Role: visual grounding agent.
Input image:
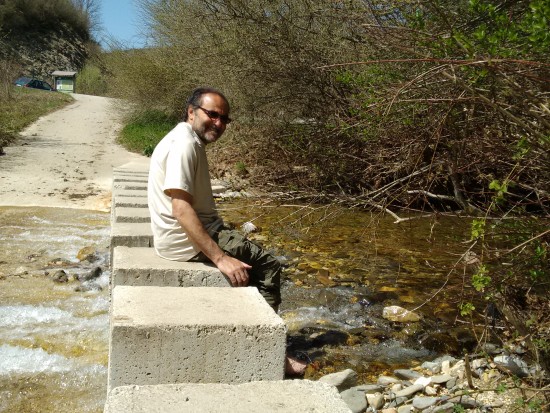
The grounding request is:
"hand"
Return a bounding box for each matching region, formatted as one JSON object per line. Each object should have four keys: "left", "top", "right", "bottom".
{"left": 216, "top": 255, "right": 252, "bottom": 287}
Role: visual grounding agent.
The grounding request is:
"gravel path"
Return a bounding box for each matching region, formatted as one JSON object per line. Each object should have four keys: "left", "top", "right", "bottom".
{"left": 0, "top": 93, "right": 148, "bottom": 211}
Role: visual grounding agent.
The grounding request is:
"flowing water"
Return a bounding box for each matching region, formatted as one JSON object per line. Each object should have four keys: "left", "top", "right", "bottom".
{"left": 0, "top": 201, "right": 479, "bottom": 412}
{"left": 0, "top": 207, "right": 110, "bottom": 413}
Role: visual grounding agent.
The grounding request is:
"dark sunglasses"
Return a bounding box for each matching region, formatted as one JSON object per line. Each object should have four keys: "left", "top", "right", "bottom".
{"left": 197, "top": 106, "right": 232, "bottom": 124}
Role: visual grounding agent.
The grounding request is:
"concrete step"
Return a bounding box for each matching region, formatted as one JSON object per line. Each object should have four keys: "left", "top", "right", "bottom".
{"left": 113, "top": 176, "right": 148, "bottom": 183}
{"left": 113, "top": 189, "right": 147, "bottom": 198}
{"left": 113, "top": 183, "right": 148, "bottom": 190}
{"left": 105, "top": 380, "right": 352, "bottom": 413}
{"left": 113, "top": 167, "right": 149, "bottom": 175}
{"left": 113, "top": 196, "right": 148, "bottom": 208}
{"left": 108, "top": 286, "right": 286, "bottom": 390}
{"left": 112, "top": 246, "right": 229, "bottom": 287}
{"left": 114, "top": 207, "right": 150, "bottom": 223}
{"left": 110, "top": 223, "right": 153, "bottom": 262}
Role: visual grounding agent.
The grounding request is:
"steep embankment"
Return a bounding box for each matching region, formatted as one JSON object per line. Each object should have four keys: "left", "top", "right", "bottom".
{"left": 1, "top": 22, "right": 88, "bottom": 81}
{"left": 0, "top": 0, "right": 94, "bottom": 82}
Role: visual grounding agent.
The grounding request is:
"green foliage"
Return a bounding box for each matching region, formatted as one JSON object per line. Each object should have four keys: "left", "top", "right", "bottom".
{"left": 453, "top": 404, "right": 466, "bottom": 413}
{"left": 489, "top": 179, "right": 509, "bottom": 205}
{"left": 514, "top": 397, "right": 543, "bottom": 412}
{"left": 118, "top": 110, "right": 177, "bottom": 156}
{"left": 496, "top": 382, "right": 507, "bottom": 393}
{"left": 77, "top": 63, "right": 108, "bottom": 96}
{"left": 470, "top": 219, "right": 485, "bottom": 240}
{"left": 0, "top": 0, "right": 90, "bottom": 40}
{"left": 472, "top": 265, "right": 491, "bottom": 292}
{"left": 459, "top": 302, "right": 475, "bottom": 316}
{"left": 464, "top": 0, "right": 550, "bottom": 57}
{"left": 0, "top": 86, "right": 73, "bottom": 146}
{"left": 513, "top": 137, "right": 531, "bottom": 161}
{"left": 235, "top": 161, "right": 248, "bottom": 177}
{"left": 528, "top": 242, "right": 547, "bottom": 281}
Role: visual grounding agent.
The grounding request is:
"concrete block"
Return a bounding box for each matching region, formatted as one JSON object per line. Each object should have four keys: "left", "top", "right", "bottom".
{"left": 112, "top": 173, "right": 148, "bottom": 180}
{"left": 113, "top": 167, "right": 149, "bottom": 175}
{"left": 113, "top": 196, "right": 148, "bottom": 208}
{"left": 107, "top": 286, "right": 286, "bottom": 390}
{"left": 112, "top": 246, "right": 229, "bottom": 287}
{"left": 110, "top": 223, "right": 153, "bottom": 260}
{"left": 113, "top": 176, "right": 148, "bottom": 183}
{"left": 105, "top": 380, "right": 352, "bottom": 413}
{"left": 114, "top": 207, "right": 150, "bottom": 223}
{"left": 113, "top": 183, "right": 148, "bottom": 190}
{"left": 113, "top": 189, "right": 147, "bottom": 198}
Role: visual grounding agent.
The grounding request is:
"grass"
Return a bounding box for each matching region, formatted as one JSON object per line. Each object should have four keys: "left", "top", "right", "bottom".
{"left": 118, "top": 109, "right": 178, "bottom": 156}
{"left": 0, "top": 87, "right": 73, "bottom": 147}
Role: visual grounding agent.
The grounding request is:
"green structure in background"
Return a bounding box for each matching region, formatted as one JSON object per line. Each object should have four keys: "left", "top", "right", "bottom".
{"left": 52, "top": 71, "right": 77, "bottom": 93}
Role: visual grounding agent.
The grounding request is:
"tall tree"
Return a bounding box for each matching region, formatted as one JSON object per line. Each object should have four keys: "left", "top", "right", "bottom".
{"left": 72, "top": 0, "right": 102, "bottom": 39}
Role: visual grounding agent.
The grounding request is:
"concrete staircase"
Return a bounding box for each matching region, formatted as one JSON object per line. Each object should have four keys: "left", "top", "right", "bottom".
{"left": 104, "top": 163, "right": 351, "bottom": 412}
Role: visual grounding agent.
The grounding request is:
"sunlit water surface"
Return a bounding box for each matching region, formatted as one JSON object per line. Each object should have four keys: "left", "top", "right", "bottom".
{"left": 0, "top": 207, "right": 110, "bottom": 413}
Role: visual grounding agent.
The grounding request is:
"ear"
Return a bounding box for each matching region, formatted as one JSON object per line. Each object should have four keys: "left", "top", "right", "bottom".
{"left": 187, "top": 105, "right": 195, "bottom": 122}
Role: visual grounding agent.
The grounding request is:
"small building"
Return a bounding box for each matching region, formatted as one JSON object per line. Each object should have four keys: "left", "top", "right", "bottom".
{"left": 52, "top": 71, "right": 77, "bottom": 93}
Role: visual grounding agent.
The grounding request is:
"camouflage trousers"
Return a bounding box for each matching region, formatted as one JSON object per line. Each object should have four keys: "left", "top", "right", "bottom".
{"left": 190, "top": 226, "right": 282, "bottom": 308}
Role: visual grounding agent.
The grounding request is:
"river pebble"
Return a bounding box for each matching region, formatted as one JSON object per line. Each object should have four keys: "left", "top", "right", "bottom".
{"left": 493, "top": 354, "right": 530, "bottom": 377}
{"left": 412, "top": 396, "right": 439, "bottom": 410}
{"left": 318, "top": 368, "right": 358, "bottom": 391}
{"left": 341, "top": 388, "right": 368, "bottom": 413}
{"left": 318, "top": 351, "right": 540, "bottom": 413}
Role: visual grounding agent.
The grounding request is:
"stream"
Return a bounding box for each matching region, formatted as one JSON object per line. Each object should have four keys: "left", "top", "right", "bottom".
{"left": 0, "top": 201, "right": 481, "bottom": 412}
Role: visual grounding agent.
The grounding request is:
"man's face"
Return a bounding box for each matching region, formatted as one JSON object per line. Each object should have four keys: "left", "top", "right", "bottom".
{"left": 187, "top": 93, "right": 230, "bottom": 144}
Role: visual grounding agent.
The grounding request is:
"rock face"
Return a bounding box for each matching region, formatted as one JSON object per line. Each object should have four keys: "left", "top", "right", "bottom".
{"left": 1, "top": 22, "right": 88, "bottom": 83}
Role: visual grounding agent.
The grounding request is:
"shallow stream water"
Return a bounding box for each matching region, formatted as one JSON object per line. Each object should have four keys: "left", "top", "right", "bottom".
{"left": 0, "top": 201, "right": 478, "bottom": 412}
{"left": 0, "top": 207, "right": 110, "bottom": 413}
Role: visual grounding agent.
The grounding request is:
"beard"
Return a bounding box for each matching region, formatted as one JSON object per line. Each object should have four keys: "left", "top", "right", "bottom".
{"left": 194, "top": 123, "right": 222, "bottom": 144}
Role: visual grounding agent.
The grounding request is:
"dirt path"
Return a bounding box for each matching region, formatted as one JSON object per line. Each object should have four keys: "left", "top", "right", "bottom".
{"left": 0, "top": 93, "right": 149, "bottom": 211}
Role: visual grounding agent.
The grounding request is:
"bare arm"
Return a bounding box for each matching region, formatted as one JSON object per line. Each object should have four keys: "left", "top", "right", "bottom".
{"left": 170, "top": 189, "right": 251, "bottom": 286}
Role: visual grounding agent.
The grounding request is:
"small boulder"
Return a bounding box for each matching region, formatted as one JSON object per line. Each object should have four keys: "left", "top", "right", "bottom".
{"left": 382, "top": 306, "right": 421, "bottom": 322}
{"left": 318, "top": 368, "right": 358, "bottom": 392}
{"left": 52, "top": 269, "right": 68, "bottom": 283}
{"left": 77, "top": 246, "right": 100, "bottom": 263}
{"left": 75, "top": 281, "right": 102, "bottom": 292}
{"left": 340, "top": 388, "right": 368, "bottom": 413}
{"left": 493, "top": 355, "right": 530, "bottom": 377}
{"left": 366, "top": 392, "right": 385, "bottom": 410}
{"left": 78, "top": 266, "right": 102, "bottom": 282}
{"left": 47, "top": 258, "right": 73, "bottom": 267}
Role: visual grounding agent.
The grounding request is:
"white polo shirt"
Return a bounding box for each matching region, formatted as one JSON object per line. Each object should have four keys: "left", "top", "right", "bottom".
{"left": 148, "top": 122, "right": 223, "bottom": 260}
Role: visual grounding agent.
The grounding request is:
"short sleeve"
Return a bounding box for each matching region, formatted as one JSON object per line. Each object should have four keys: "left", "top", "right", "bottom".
{"left": 163, "top": 137, "right": 197, "bottom": 197}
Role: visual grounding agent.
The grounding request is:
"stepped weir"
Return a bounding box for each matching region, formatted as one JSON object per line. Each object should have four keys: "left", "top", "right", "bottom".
{"left": 104, "top": 162, "right": 351, "bottom": 412}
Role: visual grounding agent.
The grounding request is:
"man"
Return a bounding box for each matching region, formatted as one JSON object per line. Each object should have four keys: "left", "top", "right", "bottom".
{"left": 148, "top": 87, "right": 306, "bottom": 374}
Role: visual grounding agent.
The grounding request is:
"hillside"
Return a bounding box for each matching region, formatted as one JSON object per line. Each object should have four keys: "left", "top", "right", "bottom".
{"left": 0, "top": 0, "right": 91, "bottom": 82}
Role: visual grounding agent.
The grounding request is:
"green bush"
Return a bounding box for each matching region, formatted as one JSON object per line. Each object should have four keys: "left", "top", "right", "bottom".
{"left": 77, "top": 63, "right": 108, "bottom": 96}
{"left": 118, "top": 110, "right": 177, "bottom": 156}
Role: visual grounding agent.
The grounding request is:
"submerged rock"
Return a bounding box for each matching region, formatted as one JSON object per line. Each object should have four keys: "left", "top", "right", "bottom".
{"left": 78, "top": 266, "right": 102, "bottom": 282}
{"left": 52, "top": 269, "right": 68, "bottom": 283}
{"left": 77, "top": 246, "right": 100, "bottom": 262}
{"left": 75, "top": 281, "right": 102, "bottom": 292}
{"left": 382, "top": 306, "right": 421, "bottom": 323}
{"left": 47, "top": 258, "right": 73, "bottom": 267}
